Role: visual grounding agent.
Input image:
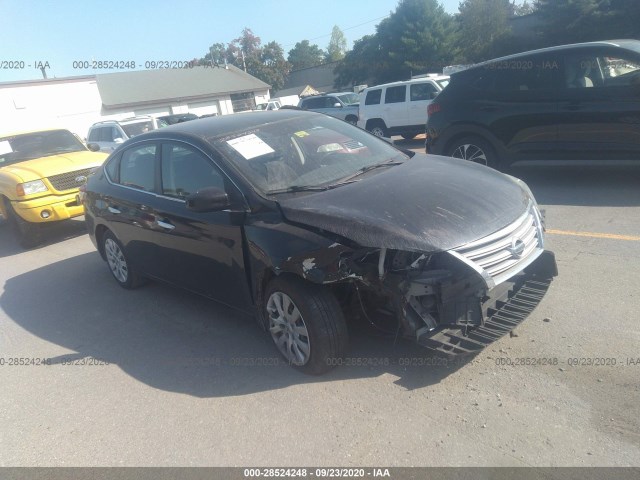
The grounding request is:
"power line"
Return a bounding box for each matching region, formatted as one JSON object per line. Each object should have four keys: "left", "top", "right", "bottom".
{"left": 281, "top": 14, "right": 390, "bottom": 48}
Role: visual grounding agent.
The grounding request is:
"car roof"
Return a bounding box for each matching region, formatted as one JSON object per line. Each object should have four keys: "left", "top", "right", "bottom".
{"left": 362, "top": 76, "right": 449, "bottom": 91}
{"left": 459, "top": 39, "right": 640, "bottom": 74}
{"left": 0, "top": 128, "right": 71, "bottom": 138}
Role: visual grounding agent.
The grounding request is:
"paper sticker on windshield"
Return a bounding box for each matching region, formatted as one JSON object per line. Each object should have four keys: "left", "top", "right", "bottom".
{"left": 226, "top": 134, "right": 274, "bottom": 160}
{"left": 0, "top": 141, "right": 13, "bottom": 156}
{"left": 294, "top": 131, "right": 309, "bottom": 138}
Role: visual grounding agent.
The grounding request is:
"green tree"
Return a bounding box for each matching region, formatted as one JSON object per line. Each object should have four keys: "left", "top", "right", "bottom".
{"left": 334, "top": 35, "right": 383, "bottom": 87}
{"left": 455, "top": 0, "right": 514, "bottom": 63}
{"left": 288, "top": 40, "right": 326, "bottom": 70}
{"left": 533, "top": 0, "right": 603, "bottom": 46}
{"left": 375, "top": 0, "right": 457, "bottom": 82}
{"left": 326, "top": 26, "right": 348, "bottom": 62}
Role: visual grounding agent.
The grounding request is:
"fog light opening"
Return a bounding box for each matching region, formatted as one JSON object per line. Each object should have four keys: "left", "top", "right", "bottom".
{"left": 41, "top": 210, "right": 51, "bottom": 219}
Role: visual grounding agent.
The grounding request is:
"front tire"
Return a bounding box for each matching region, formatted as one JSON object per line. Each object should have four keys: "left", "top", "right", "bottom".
{"left": 3, "top": 198, "right": 42, "bottom": 249}
{"left": 447, "top": 135, "right": 500, "bottom": 169}
{"left": 265, "top": 276, "right": 348, "bottom": 375}
{"left": 102, "top": 230, "right": 145, "bottom": 289}
{"left": 367, "top": 121, "right": 388, "bottom": 138}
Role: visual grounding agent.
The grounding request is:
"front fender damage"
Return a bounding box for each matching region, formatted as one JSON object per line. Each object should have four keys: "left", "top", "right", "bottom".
{"left": 247, "top": 219, "right": 557, "bottom": 355}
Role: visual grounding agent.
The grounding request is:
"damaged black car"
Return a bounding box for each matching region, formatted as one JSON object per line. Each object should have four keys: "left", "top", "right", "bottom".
{"left": 83, "top": 110, "right": 558, "bottom": 374}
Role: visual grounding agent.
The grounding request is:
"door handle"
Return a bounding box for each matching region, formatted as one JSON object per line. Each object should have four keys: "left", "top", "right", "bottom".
{"left": 156, "top": 219, "right": 175, "bottom": 230}
{"left": 107, "top": 206, "right": 121, "bottom": 214}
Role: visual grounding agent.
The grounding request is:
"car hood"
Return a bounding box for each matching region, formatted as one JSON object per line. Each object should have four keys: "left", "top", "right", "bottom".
{"left": 0, "top": 151, "right": 107, "bottom": 183}
{"left": 277, "top": 154, "right": 530, "bottom": 252}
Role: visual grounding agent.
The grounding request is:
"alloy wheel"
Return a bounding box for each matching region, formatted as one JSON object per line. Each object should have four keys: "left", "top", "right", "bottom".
{"left": 267, "top": 291, "right": 311, "bottom": 365}
{"left": 105, "top": 238, "right": 129, "bottom": 283}
{"left": 451, "top": 143, "right": 488, "bottom": 165}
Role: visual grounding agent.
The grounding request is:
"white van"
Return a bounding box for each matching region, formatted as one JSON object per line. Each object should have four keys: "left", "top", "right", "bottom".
{"left": 357, "top": 75, "right": 449, "bottom": 139}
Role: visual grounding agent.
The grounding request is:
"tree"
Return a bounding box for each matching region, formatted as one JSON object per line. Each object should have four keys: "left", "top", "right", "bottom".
{"left": 455, "top": 0, "right": 514, "bottom": 63}
{"left": 511, "top": 0, "right": 534, "bottom": 15}
{"left": 334, "top": 35, "right": 383, "bottom": 87}
{"left": 533, "top": 0, "right": 603, "bottom": 46}
{"left": 374, "top": 0, "right": 457, "bottom": 82}
{"left": 335, "top": 0, "right": 457, "bottom": 86}
{"left": 254, "top": 41, "right": 290, "bottom": 91}
{"left": 288, "top": 40, "right": 325, "bottom": 70}
{"left": 196, "top": 29, "right": 290, "bottom": 91}
{"left": 326, "top": 26, "right": 347, "bottom": 62}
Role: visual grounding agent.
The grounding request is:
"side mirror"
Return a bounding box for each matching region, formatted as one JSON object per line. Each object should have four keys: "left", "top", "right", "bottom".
{"left": 114, "top": 137, "right": 124, "bottom": 144}
{"left": 87, "top": 143, "right": 101, "bottom": 152}
{"left": 333, "top": 103, "right": 342, "bottom": 108}
{"left": 186, "top": 187, "right": 230, "bottom": 213}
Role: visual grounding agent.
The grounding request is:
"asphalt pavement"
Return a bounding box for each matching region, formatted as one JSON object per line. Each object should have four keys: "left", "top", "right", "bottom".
{"left": 0, "top": 146, "right": 639, "bottom": 467}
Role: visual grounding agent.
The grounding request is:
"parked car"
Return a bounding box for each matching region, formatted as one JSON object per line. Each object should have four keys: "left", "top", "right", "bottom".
{"left": 87, "top": 116, "right": 169, "bottom": 152}
{"left": 298, "top": 92, "right": 360, "bottom": 125}
{"left": 157, "top": 113, "right": 199, "bottom": 125}
{"left": 357, "top": 75, "right": 449, "bottom": 139}
{"left": 0, "top": 128, "right": 107, "bottom": 247}
{"left": 83, "top": 110, "right": 557, "bottom": 374}
{"left": 426, "top": 40, "right": 640, "bottom": 169}
{"left": 254, "top": 100, "right": 282, "bottom": 111}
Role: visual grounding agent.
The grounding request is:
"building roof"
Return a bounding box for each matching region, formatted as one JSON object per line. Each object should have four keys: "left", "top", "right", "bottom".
{"left": 282, "top": 62, "right": 341, "bottom": 94}
{"left": 273, "top": 85, "right": 320, "bottom": 98}
{"left": 96, "top": 65, "right": 270, "bottom": 108}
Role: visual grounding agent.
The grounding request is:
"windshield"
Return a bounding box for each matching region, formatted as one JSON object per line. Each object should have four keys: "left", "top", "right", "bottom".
{"left": 214, "top": 115, "right": 407, "bottom": 194}
{"left": 436, "top": 79, "right": 450, "bottom": 89}
{"left": 0, "top": 130, "right": 86, "bottom": 167}
{"left": 336, "top": 93, "right": 359, "bottom": 105}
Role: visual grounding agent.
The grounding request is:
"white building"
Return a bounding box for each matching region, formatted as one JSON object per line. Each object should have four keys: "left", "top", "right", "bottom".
{"left": 0, "top": 65, "right": 271, "bottom": 138}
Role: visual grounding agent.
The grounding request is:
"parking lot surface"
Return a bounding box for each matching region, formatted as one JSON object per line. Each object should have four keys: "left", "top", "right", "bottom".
{"left": 1, "top": 147, "right": 639, "bottom": 466}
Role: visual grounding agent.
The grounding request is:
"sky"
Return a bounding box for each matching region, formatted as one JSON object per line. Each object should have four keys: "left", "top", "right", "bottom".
{"left": 1, "top": 0, "right": 474, "bottom": 83}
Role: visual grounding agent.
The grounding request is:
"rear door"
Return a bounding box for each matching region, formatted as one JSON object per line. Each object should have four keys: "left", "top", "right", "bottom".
{"left": 556, "top": 47, "right": 640, "bottom": 162}
{"left": 471, "top": 53, "right": 561, "bottom": 164}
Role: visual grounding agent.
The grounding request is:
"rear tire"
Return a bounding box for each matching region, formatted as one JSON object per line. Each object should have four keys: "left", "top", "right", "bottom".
{"left": 447, "top": 135, "right": 500, "bottom": 170}
{"left": 264, "top": 276, "right": 348, "bottom": 375}
{"left": 3, "top": 198, "right": 42, "bottom": 249}
{"left": 102, "top": 230, "right": 145, "bottom": 289}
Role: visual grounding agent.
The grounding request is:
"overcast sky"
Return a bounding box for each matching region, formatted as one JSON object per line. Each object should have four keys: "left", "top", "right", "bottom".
{"left": 1, "top": 0, "right": 494, "bottom": 82}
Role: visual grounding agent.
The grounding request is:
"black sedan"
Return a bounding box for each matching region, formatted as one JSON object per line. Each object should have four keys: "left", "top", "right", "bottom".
{"left": 83, "top": 110, "right": 557, "bottom": 374}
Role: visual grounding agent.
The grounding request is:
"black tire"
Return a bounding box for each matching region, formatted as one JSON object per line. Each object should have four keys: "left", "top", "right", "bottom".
{"left": 3, "top": 198, "right": 42, "bottom": 249}
{"left": 447, "top": 135, "right": 500, "bottom": 170}
{"left": 345, "top": 115, "right": 358, "bottom": 126}
{"left": 102, "top": 230, "right": 145, "bottom": 289}
{"left": 401, "top": 132, "right": 419, "bottom": 140}
{"left": 264, "top": 275, "right": 348, "bottom": 375}
{"left": 367, "top": 121, "right": 388, "bottom": 138}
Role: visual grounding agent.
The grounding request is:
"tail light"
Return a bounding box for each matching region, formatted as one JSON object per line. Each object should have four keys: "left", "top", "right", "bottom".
{"left": 427, "top": 103, "right": 441, "bottom": 116}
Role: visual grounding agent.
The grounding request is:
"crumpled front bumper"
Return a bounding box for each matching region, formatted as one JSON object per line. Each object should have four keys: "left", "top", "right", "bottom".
{"left": 415, "top": 250, "right": 557, "bottom": 354}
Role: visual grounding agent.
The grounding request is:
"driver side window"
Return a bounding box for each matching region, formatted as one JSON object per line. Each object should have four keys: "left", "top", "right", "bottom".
{"left": 161, "top": 143, "right": 226, "bottom": 199}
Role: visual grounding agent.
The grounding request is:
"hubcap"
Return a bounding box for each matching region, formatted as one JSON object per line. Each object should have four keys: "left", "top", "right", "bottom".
{"left": 105, "top": 238, "right": 128, "bottom": 283}
{"left": 452, "top": 143, "right": 488, "bottom": 166}
{"left": 266, "top": 292, "right": 310, "bottom": 365}
{"left": 371, "top": 127, "right": 385, "bottom": 137}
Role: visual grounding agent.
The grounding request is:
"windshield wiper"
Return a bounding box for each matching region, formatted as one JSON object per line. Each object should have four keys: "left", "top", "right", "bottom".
{"left": 338, "top": 159, "right": 405, "bottom": 183}
{"left": 267, "top": 179, "right": 359, "bottom": 195}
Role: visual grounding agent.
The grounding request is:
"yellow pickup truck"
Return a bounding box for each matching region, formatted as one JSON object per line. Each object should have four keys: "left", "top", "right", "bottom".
{"left": 0, "top": 128, "right": 107, "bottom": 248}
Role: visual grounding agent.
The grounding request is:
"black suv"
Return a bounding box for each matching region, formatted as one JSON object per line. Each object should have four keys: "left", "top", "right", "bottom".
{"left": 426, "top": 40, "right": 640, "bottom": 169}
